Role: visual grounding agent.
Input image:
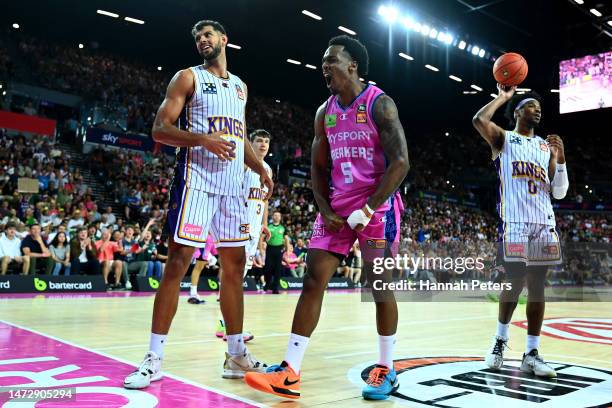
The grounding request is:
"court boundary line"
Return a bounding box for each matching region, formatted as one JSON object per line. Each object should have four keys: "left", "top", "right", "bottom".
{"left": 0, "top": 319, "right": 265, "bottom": 408}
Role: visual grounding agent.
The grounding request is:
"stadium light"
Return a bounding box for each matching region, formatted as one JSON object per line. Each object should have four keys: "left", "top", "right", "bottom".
{"left": 490, "top": 93, "right": 497, "bottom": 98}
{"left": 12, "top": 23, "right": 20, "bottom": 29}
{"left": 78, "top": 43, "right": 84, "bottom": 49}
{"left": 420, "top": 25, "right": 431, "bottom": 36}
{"left": 516, "top": 87, "right": 531, "bottom": 92}
{"left": 305, "top": 64, "right": 317, "bottom": 70}
{"left": 398, "top": 52, "right": 414, "bottom": 61}
{"left": 470, "top": 84, "right": 483, "bottom": 91}
{"left": 445, "top": 132, "right": 450, "bottom": 136}
{"left": 368, "top": 80, "right": 377, "bottom": 85}
{"left": 589, "top": 8, "right": 602, "bottom": 17}
{"left": 585, "top": 185, "right": 589, "bottom": 188}
{"left": 401, "top": 17, "right": 415, "bottom": 30}
{"left": 378, "top": 5, "right": 399, "bottom": 23}
{"left": 471, "top": 46, "right": 480, "bottom": 55}
{"left": 517, "top": 91, "right": 525, "bottom": 94}
{"left": 449, "top": 75, "right": 462, "bottom": 82}
{"left": 436, "top": 31, "right": 445, "bottom": 42}
{"left": 429, "top": 28, "right": 438, "bottom": 39}
{"left": 87, "top": 116, "right": 92, "bottom": 121}
{"left": 359, "top": 77, "right": 365, "bottom": 82}
{"left": 286, "top": 59, "right": 301, "bottom": 65}
{"left": 338, "top": 26, "right": 356, "bottom": 35}
{"left": 0, "top": 84, "right": 2, "bottom": 89}
{"left": 275, "top": 100, "right": 280, "bottom": 103}
{"left": 412, "top": 22, "right": 422, "bottom": 32}
{"left": 124, "top": 16, "right": 145, "bottom": 24}
{"left": 302, "top": 10, "right": 322, "bottom": 20}
{"left": 607, "top": 20, "right": 612, "bottom": 27}
{"left": 157, "top": 66, "right": 162, "bottom": 71}
{"left": 2, "top": 91, "right": 6, "bottom": 96}
{"left": 550, "top": 89, "right": 560, "bottom": 93}
{"left": 478, "top": 49, "right": 485, "bottom": 58}
{"left": 444, "top": 34, "right": 454, "bottom": 45}
{"left": 97, "top": 9, "right": 119, "bottom": 18}
{"left": 425, "top": 64, "right": 439, "bottom": 72}
{"left": 458, "top": 40, "right": 466, "bottom": 50}
{"left": 227, "top": 43, "right": 241, "bottom": 49}
{"left": 573, "top": 0, "right": 584, "bottom": 4}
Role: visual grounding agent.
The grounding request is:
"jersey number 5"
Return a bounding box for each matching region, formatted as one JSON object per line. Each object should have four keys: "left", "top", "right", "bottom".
{"left": 341, "top": 162, "right": 353, "bottom": 184}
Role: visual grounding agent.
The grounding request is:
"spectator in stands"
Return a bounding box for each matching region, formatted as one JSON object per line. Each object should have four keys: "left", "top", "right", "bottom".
{"left": 138, "top": 227, "right": 160, "bottom": 278}
{"left": 112, "top": 230, "right": 131, "bottom": 289}
{"left": 155, "top": 236, "right": 168, "bottom": 276}
{"left": 0, "top": 222, "right": 29, "bottom": 275}
{"left": 123, "top": 224, "right": 147, "bottom": 277}
{"left": 95, "top": 228, "right": 122, "bottom": 288}
{"left": 104, "top": 206, "right": 116, "bottom": 225}
{"left": 48, "top": 231, "right": 70, "bottom": 275}
{"left": 67, "top": 209, "right": 85, "bottom": 233}
{"left": 20, "top": 223, "right": 50, "bottom": 274}
{"left": 70, "top": 226, "right": 101, "bottom": 275}
{"left": 282, "top": 243, "right": 305, "bottom": 278}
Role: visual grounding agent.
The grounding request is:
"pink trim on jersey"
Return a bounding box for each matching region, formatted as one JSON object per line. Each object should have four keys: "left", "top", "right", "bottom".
{"left": 325, "top": 85, "right": 388, "bottom": 217}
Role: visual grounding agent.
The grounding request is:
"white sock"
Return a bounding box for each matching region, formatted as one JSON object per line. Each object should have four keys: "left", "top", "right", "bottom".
{"left": 526, "top": 335, "right": 540, "bottom": 354}
{"left": 190, "top": 284, "right": 198, "bottom": 297}
{"left": 284, "top": 333, "right": 310, "bottom": 372}
{"left": 496, "top": 321, "right": 510, "bottom": 340}
{"left": 378, "top": 335, "right": 396, "bottom": 370}
{"left": 227, "top": 334, "right": 247, "bottom": 357}
{"left": 149, "top": 333, "right": 167, "bottom": 359}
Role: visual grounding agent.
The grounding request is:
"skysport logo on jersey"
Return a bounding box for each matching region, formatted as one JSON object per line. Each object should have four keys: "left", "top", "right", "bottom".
{"left": 349, "top": 356, "right": 611, "bottom": 407}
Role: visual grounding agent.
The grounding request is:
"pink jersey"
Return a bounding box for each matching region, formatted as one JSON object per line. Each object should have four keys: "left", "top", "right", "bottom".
{"left": 324, "top": 85, "right": 388, "bottom": 217}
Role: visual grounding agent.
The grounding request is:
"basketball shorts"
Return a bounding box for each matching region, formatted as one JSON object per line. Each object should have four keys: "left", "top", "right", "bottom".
{"left": 309, "top": 197, "right": 402, "bottom": 262}
{"left": 498, "top": 222, "right": 562, "bottom": 266}
{"left": 167, "top": 185, "right": 249, "bottom": 249}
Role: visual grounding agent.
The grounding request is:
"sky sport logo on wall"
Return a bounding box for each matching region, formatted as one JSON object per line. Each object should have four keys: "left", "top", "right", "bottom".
{"left": 348, "top": 356, "right": 612, "bottom": 407}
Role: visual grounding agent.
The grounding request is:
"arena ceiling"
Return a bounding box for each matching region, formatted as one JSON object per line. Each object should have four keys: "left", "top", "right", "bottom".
{"left": 2, "top": 0, "right": 611, "bottom": 133}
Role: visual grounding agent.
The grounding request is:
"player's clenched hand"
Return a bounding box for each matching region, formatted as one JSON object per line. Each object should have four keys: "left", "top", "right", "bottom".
{"left": 347, "top": 204, "right": 374, "bottom": 232}
{"left": 321, "top": 210, "right": 345, "bottom": 233}
{"left": 201, "top": 130, "right": 235, "bottom": 161}
{"left": 546, "top": 134, "right": 565, "bottom": 163}
{"left": 260, "top": 172, "right": 274, "bottom": 200}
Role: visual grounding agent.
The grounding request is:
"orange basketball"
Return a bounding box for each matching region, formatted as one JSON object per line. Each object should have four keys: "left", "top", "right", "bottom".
{"left": 493, "top": 52, "right": 528, "bottom": 86}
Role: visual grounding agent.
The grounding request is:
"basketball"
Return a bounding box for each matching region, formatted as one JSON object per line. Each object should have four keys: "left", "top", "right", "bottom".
{"left": 493, "top": 52, "right": 528, "bottom": 86}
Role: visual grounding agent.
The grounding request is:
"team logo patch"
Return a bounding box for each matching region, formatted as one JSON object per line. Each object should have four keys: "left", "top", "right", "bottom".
{"left": 540, "top": 142, "right": 549, "bottom": 151}
{"left": 222, "top": 81, "right": 229, "bottom": 88}
{"left": 235, "top": 84, "right": 245, "bottom": 99}
{"left": 203, "top": 83, "right": 217, "bottom": 94}
{"left": 348, "top": 356, "right": 612, "bottom": 407}
{"left": 356, "top": 112, "right": 367, "bottom": 124}
{"left": 366, "top": 239, "right": 386, "bottom": 249}
{"left": 182, "top": 223, "right": 203, "bottom": 236}
{"left": 325, "top": 114, "right": 337, "bottom": 128}
{"left": 357, "top": 103, "right": 367, "bottom": 112}
{"left": 239, "top": 224, "right": 250, "bottom": 234}
{"left": 513, "top": 318, "right": 612, "bottom": 345}
{"left": 509, "top": 136, "right": 522, "bottom": 144}
{"left": 506, "top": 243, "right": 525, "bottom": 256}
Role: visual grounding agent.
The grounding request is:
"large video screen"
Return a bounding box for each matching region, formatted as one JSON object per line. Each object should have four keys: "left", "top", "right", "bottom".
{"left": 559, "top": 51, "right": 611, "bottom": 114}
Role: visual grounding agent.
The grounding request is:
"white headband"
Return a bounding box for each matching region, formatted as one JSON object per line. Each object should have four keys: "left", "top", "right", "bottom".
{"left": 515, "top": 98, "right": 537, "bottom": 111}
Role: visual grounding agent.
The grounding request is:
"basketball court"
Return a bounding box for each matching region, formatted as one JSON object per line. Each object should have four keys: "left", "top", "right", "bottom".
{"left": 1, "top": 290, "right": 610, "bottom": 407}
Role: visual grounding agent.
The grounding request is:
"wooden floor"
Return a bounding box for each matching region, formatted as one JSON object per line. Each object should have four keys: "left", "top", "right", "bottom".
{"left": 0, "top": 290, "right": 611, "bottom": 407}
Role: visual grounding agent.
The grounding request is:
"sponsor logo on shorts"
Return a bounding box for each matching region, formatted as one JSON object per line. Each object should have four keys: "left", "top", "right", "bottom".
{"left": 182, "top": 224, "right": 203, "bottom": 236}
{"left": 349, "top": 356, "right": 612, "bottom": 407}
{"left": 240, "top": 224, "right": 250, "bottom": 234}
{"left": 506, "top": 243, "right": 525, "bottom": 256}
{"left": 542, "top": 244, "right": 559, "bottom": 255}
{"left": 311, "top": 224, "right": 325, "bottom": 238}
{"left": 366, "top": 239, "right": 386, "bottom": 249}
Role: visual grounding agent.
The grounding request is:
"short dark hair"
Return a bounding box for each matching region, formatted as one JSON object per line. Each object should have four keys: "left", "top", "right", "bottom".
{"left": 191, "top": 20, "right": 226, "bottom": 38}
{"left": 504, "top": 91, "right": 542, "bottom": 126}
{"left": 249, "top": 129, "right": 271, "bottom": 142}
{"left": 5, "top": 222, "right": 16, "bottom": 230}
{"left": 328, "top": 35, "right": 369, "bottom": 76}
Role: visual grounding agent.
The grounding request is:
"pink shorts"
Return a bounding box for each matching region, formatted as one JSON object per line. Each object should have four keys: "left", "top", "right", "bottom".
{"left": 309, "top": 193, "right": 403, "bottom": 261}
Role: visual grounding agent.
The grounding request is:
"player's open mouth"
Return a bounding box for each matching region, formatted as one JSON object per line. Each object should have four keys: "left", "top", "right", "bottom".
{"left": 201, "top": 45, "right": 212, "bottom": 52}
{"left": 324, "top": 73, "right": 332, "bottom": 87}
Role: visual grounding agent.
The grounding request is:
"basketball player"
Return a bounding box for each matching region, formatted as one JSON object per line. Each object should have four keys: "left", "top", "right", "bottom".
{"left": 245, "top": 35, "right": 409, "bottom": 400}
{"left": 123, "top": 19, "right": 273, "bottom": 389}
{"left": 215, "top": 129, "right": 272, "bottom": 340}
{"left": 472, "top": 85, "right": 568, "bottom": 377}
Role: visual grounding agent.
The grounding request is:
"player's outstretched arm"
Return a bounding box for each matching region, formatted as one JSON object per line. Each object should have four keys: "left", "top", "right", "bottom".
{"left": 367, "top": 95, "right": 410, "bottom": 210}
{"left": 311, "top": 102, "right": 344, "bottom": 232}
{"left": 152, "top": 70, "right": 234, "bottom": 160}
{"left": 472, "top": 84, "right": 515, "bottom": 154}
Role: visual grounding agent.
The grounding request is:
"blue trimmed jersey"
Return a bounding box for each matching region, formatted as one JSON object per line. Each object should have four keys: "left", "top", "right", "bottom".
{"left": 493, "top": 131, "right": 555, "bottom": 226}
{"left": 175, "top": 65, "right": 247, "bottom": 196}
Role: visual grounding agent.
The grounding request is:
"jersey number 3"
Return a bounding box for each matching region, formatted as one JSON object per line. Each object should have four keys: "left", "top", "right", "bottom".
{"left": 341, "top": 162, "right": 353, "bottom": 184}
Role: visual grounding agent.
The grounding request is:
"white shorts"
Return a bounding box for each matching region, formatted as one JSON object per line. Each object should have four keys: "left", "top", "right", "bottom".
{"left": 167, "top": 187, "right": 249, "bottom": 249}
{"left": 499, "top": 222, "right": 562, "bottom": 266}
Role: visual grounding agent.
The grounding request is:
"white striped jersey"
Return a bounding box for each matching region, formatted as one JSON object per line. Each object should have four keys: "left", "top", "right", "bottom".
{"left": 493, "top": 130, "right": 555, "bottom": 226}
{"left": 175, "top": 65, "right": 247, "bottom": 196}
{"left": 244, "top": 161, "right": 272, "bottom": 228}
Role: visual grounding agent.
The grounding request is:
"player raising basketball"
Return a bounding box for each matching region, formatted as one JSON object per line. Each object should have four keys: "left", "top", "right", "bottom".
{"left": 473, "top": 85, "right": 569, "bottom": 377}
{"left": 123, "top": 19, "right": 273, "bottom": 389}
{"left": 245, "top": 35, "right": 409, "bottom": 400}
